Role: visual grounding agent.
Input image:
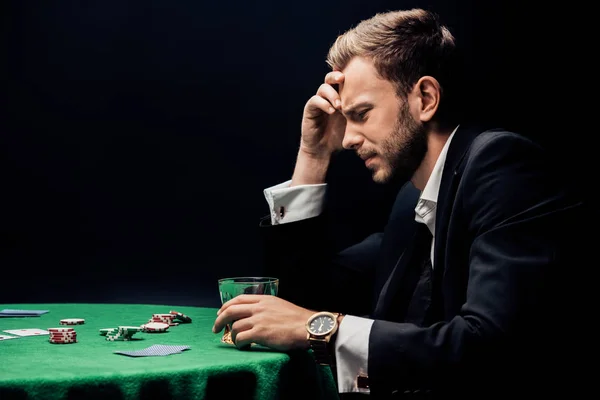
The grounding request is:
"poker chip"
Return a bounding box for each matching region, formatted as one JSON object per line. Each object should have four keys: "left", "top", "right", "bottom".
{"left": 99, "top": 328, "right": 119, "bottom": 336}
{"left": 140, "top": 322, "right": 169, "bottom": 332}
{"left": 170, "top": 310, "right": 192, "bottom": 323}
{"left": 119, "top": 325, "right": 143, "bottom": 333}
{"left": 48, "top": 327, "right": 78, "bottom": 344}
{"left": 50, "top": 332, "right": 76, "bottom": 337}
{"left": 48, "top": 327, "right": 75, "bottom": 333}
{"left": 50, "top": 338, "right": 77, "bottom": 344}
{"left": 59, "top": 318, "right": 85, "bottom": 325}
{"left": 105, "top": 326, "right": 143, "bottom": 341}
{"left": 148, "top": 314, "right": 178, "bottom": 327}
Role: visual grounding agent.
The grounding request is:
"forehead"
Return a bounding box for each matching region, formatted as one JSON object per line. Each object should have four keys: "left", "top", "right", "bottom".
{"left": 338, "top": 57, "right": 397, "bottom": 107}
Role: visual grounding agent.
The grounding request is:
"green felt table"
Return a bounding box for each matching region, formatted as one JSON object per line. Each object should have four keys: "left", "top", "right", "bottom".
{"left": 0, "top": 303, "right": 339, "bottom": 400}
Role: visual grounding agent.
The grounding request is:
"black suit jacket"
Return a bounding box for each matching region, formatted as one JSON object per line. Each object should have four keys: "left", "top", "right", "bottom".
{"left": 260, "top": 124, "right": 587, "bottom": 397}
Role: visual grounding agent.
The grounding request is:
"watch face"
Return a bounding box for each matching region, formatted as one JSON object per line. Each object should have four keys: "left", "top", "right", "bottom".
{"left": 308, "top": 314, "right": 335, "bottom": 336}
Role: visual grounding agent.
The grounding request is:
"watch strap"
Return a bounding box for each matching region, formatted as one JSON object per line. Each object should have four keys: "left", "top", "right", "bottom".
{"left": 310, "top": 337, "right": 332, "bottom": 365}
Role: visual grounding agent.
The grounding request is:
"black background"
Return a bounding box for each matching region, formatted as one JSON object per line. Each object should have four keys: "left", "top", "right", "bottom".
{"left": 1, "top": 0, "right": 587, "bottom": 307}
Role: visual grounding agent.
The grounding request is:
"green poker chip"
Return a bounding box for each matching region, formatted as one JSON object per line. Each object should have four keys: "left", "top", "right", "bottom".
{"left": 99, "top": 328, "right": 119, "bottom": 336}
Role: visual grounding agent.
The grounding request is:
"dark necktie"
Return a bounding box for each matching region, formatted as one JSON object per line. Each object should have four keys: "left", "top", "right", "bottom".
{"left": 372, "top": 223, "right": 436, "bottom": 323}
{"left": 403, "top": 256, "right": 433, "bottom": 326}
{"left": 403, "top": 228, "right": 435, "bottom": 326}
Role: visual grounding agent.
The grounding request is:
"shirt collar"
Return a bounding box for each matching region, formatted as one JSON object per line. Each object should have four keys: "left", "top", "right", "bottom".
{"left": 420, "top": 125, "right": 459, "bottom": 203}
{"left": 414, "top": 125, "right": 459, "bottom": 226}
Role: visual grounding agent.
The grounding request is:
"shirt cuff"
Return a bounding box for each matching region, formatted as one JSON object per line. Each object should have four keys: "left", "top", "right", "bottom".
{"left": 334, "top": 315, "right": 374, "bottom": 393}
{"left": 263, "top": 180, "right": 327, "bottom": 225}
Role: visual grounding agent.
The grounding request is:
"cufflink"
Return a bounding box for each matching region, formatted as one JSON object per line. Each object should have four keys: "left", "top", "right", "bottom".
{"left": 278, "top": 206, "right": 285, "bottom": 218}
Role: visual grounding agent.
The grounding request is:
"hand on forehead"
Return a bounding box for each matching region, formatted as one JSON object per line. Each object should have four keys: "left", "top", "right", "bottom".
{"left": 334, "top": 57, "right": 397, "bottom": 114}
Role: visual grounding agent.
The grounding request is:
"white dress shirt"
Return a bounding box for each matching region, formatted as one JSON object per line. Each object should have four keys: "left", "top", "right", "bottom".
{"left": 263, "top": 127, "right": 457, "bottom": 393}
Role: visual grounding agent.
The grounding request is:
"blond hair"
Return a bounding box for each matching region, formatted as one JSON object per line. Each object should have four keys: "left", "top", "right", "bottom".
{"left": 326, "top": 9, "right": 461, "bottom": 125}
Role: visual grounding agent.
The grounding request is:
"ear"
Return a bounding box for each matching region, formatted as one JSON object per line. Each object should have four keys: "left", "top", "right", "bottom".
{"left": 413, "top": 76, "right": 441, "bottom": 123}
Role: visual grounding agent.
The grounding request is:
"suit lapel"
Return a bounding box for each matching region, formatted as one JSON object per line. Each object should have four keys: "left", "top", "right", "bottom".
{"left": 373, "top": 222, "right": 430, "bottom": 320}
{"left": 372, "top": 124, "right": 486, "bottom": 321}
{"left": 431, "top": 124, "right": 485, "bottom": 313}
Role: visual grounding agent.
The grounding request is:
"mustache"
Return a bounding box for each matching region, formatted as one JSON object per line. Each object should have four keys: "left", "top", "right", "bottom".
{"left": 356, "top": 149, "right": 377, "bottom": 160}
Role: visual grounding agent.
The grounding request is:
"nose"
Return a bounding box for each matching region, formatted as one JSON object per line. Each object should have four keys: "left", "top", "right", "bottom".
{"left": 342, "top": 127, "right": 364, "bottom": 150}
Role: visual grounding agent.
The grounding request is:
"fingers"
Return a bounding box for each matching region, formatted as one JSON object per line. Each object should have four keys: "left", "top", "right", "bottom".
{"left": 230, "top": 319, "right": 254, "bottom": 348}
{"left": 212, "top": 303, "right": 253, "bottom": 333}
{"left": 325, "top": 71, "right": 345, "bottom": 86}
{"left": 304, "top": 95, "right": 337, "bottom": 118}
{"left": 218, "top": 294, "right": 262, "bottom": 315}
{"left": 316, "top": 83, "right": 342, "bottom": 110}
{"left": 233, "top": 329, "right": 255, "bottom": 349}
{"left": 303, "top": 72, "right": 345, "bottom": 120}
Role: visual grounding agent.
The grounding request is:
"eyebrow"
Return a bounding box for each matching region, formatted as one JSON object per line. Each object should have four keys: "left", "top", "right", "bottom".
{"left": 341, "top": 102, "right": 374, "bottom": 118}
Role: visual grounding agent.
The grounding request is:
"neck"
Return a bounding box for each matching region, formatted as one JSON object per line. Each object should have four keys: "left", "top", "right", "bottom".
{"left": 411, "top": 126, "right": 454, "bottom": 191}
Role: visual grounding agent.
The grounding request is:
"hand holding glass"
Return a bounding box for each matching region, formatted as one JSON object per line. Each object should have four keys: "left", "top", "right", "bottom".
{"left": 217, "top": 277, "right": 279, "bottom": 345}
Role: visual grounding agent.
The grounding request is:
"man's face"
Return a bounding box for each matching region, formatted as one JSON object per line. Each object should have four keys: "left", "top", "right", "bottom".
{"left": 338, "top": 57, "right": 427, "bottom": 184}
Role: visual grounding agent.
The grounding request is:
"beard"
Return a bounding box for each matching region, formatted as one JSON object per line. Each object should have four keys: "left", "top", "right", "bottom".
{"left": 359, "top": 102, "right": 428, "bottom": 184}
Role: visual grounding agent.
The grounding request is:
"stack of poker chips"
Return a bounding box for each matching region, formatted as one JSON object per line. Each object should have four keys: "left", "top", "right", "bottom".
{"left": 135, "top": 310, "right": 193, "bottom": 333}
{"left": 169, "top": 310, "right": 192, "bottom": 323}
{"left": 140, "top": 322, "right": 170, "bottom": 333}
{"left": 101, "top": 326, "right": 143, "bottom": 341}
{"left": 147, "top": 313, "right": 179, "bottom": 327}
{"left": 48, "top": 327, "right": 78, "bottom": 344}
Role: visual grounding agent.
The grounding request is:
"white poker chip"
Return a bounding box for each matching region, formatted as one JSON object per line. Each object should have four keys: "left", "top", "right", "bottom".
{"left": 59, "top": 318, "right": 85, "bottom": 325}
{"left": 141, "top": 322, "right": 169, "bottom": 332}
{"left": 48, "top": 327, "right": 75, "bottom": 332}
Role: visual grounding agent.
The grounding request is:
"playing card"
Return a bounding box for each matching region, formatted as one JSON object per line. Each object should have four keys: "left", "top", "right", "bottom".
{"left": 3, "top": 328, "right": 49, "bottom": 337}
{"left": 0, "top": 309, "right": 49, "bottom": 316}
{"left": 0, "top": 334, "right": 19, "bottom": 341}
{"left": 0, "top": 309, "right": 49, "bottom": 317}
{"left": 114, "top": 344, "right": 191, "bottom": 357}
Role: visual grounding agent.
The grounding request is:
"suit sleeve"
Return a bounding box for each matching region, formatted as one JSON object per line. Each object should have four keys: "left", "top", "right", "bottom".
{"left": 367, "top": 133, "right": 585, "bottom": 395}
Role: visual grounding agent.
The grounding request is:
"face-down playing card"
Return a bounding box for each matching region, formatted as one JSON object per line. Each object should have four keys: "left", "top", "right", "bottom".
{"left": 3, "top": 328, "right": 49, "bottom": 337}
{"left": 114, "top": 344, "right": 191, "bottom": 357}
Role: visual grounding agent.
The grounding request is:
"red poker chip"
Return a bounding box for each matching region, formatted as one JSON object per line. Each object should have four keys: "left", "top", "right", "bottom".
{"left": 49, "top": 339, "right": 77, "bottom": 344}
{"left": 170, "top": 310, "right": 192, "bottom": 322}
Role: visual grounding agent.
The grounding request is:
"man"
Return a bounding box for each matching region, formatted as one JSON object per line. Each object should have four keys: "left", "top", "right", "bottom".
{"left": 213, "top": 8, "right": 585, "bottom": 397}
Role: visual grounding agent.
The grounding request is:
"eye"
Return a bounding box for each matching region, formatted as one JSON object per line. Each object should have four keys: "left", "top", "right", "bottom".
{"left": 356, "top": 110, "right": 369, "bottom": 121}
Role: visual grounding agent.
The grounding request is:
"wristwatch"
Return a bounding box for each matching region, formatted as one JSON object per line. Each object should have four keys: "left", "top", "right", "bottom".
{"left": 305, "top": 311, "right": 343, "bottom": 365}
